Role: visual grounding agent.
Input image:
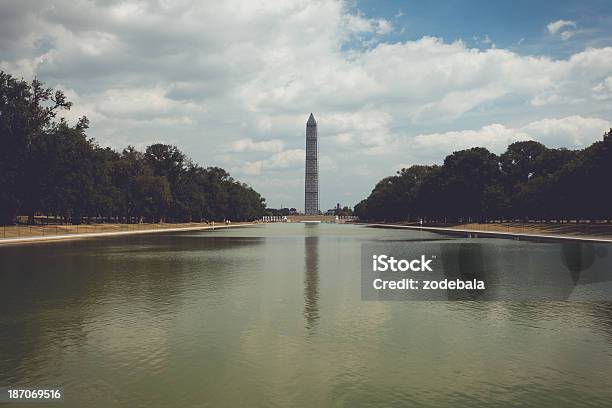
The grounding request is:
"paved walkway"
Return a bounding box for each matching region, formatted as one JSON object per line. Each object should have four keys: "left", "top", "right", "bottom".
{"left": 0, "top": 223, "right": 256, "bottom": 246}
{"left": 367, "top": 224, "right": 612, "bottom": 243}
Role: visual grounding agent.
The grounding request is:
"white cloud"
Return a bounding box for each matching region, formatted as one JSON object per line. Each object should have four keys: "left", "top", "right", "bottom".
{"left": 521, "top": 115, "right": 611, "bottom": 148}
{"left": 375, "top": 19, "right": 393, "bottom": 35}
{"left": 334, "top": 133, "right": 353, "bottom": 145}
{"left": 344, "top": 13, "right": 377, "bottom": 33}
{"left": 344, "top": 13, "right": 392, "bottom": 35}
{"left": 547, "top": 19, "right": 578, "bottom": 41}
{"left": 592, "top": 76, "right": 612, "bottom": 99}
{"left": 547, "top": 19, "right": 576, "bottom": 35}
{"left": 240, "top": 149, "right": 304, "bottom": 175}
{"left": 412, "top": 124, "right": 530, "bottom": 155}
{"left": 410, "top": 115, "right": 611, "bottom": 154}
{"left": 229, "top": 138, "right": 284, "bottom": 153}
{"left": 95, "top": 87, "right": 201, "bottom": 117}
{"left": 561, "top": 30, "right": 576, "bottom": 41}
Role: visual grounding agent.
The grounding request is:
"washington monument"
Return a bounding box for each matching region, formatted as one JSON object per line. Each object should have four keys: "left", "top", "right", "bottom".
{"left": 304, "top": 113, "right": 319, "bottom": 215}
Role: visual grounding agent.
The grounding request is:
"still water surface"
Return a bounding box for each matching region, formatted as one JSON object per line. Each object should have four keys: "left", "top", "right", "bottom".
{"left": 1, "top": 223, "right": 612, "bottom": 407}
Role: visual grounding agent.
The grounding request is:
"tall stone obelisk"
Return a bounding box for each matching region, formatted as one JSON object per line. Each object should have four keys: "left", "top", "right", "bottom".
{"left": 304, "top": 113, "right": 319, "bottom": 215}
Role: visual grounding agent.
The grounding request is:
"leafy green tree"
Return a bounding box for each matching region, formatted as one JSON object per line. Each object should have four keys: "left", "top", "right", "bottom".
{"left": 0, "top": 72, "right": 72, "bottom": 223}
{"left": 500, "top": 141, "right": 548, "bottom": 185}
{"left": 429, "top": 148, "right": 502, "bottom": 221}
{"left": 33, "top": 118, "right": 95, "bottom": 223}
{"left": 356, "top": 132, "right": 612, "bottom": 223}
{"left": 0, "top": 72, "right": 267, "bottom": 225}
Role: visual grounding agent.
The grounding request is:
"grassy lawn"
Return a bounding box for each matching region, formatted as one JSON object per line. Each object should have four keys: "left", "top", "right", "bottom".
{"left": 0, "top": 222, "right": 233, "bottom": 239}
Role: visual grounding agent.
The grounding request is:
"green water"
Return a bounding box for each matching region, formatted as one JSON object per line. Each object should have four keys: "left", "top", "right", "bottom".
{"left": 1, "top": 223, "right": 612, "bottom": 407}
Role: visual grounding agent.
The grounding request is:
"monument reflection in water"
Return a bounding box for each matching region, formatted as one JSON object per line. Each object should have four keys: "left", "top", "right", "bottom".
{"left": 303, "top": 231, "right": 320, "bottom": 331}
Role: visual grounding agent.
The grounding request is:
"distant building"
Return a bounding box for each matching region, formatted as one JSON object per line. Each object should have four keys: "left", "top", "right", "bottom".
{"left": 304, "top": 113, "right": 319, "bottom": 215}
{"left": 326, "top": 203, "right": 354, "bottom": 216}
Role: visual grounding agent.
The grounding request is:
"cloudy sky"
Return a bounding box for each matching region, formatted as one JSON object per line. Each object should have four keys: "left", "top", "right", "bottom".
{"left": 1, "top": 0, "right": 611, "bottom": 210}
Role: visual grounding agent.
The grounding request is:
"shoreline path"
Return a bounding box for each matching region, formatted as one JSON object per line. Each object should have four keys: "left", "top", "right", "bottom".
{"left": 0, "top": 222, "right": 257, "bottom": 246}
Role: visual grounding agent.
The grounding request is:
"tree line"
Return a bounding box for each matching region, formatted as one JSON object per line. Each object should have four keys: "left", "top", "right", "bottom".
{"left": 0, "top": 72, "right": 266, "bottom": 225}
{"left": 354, "top": 130, "right": 612, "bottom": 223}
